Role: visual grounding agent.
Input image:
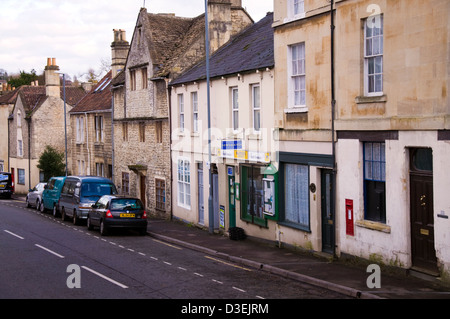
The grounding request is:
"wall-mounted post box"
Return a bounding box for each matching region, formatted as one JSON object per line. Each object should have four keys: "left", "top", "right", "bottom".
{"left": 346, "top": 199, "right": 354, "bottom": 236}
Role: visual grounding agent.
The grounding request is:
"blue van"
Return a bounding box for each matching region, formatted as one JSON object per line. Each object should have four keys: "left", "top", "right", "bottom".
{"left": 41, "top": 176, "right": 66, "bottom": 216}
{"left": 58, "top": 176, "right": 118, "bottom": 225}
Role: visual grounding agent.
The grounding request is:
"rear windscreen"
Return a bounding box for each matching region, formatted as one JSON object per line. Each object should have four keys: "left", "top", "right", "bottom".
{"left": 0, "top": 174, "right": 11, "bottom": 182}
{"left": 81, "top": 182, "right": 117, "bottom": 198}
{"left": 111, "top": 198, "right": 143, "bottom": 210}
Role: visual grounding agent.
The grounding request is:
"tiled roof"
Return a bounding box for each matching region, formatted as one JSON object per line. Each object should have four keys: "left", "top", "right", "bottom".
{"left": 70, "top": 71, "right": 112, "bottom": 113}
{"left": 2, "top": 84, "right": 86, "bottom": 117}
{"left": 170, "top": 12, "right": 274, "bottom": 86}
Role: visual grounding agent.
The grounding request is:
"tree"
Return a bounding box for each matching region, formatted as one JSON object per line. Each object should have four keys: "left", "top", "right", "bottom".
{"left": 37, "top": 145, "right": 66, "bottom": 182}
{"left": 8, "top": 70, "right": 38, "bottom": 88}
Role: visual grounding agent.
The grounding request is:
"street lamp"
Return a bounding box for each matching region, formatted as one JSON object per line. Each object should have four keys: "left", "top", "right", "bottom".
{"left": 56, "top": 72, "right": 68, "bottom": 176}
{"left": 205, "top": 0, "right": 214, "bottom": 234}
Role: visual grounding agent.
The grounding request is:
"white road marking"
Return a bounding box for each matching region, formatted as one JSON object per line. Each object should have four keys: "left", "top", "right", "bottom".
{"left": 35, "top": 244, "right": 65, "bottom": 259}
{"left": 4, "top": 230, "right": 24, "bottom": 240}
{"left": 233, "top": 287, "right": 246, "bottom": 293}
{"left": 81, "top": 266, "right": 128, "bottom": 289}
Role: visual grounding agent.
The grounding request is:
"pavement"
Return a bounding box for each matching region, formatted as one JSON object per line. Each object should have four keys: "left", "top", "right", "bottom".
{"left": 146, "top": 217, "right": 450, "bottom": 299}
{"left": 11, "top": 194, "right": 450, "bottom": 299}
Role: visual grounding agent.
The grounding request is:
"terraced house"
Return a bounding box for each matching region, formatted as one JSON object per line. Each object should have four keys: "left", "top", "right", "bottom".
{"left": 7, "top": 58, "right": 86, "bottom": 193}
{"left": 111, "top": 1, "right": 253, "bottom": 219}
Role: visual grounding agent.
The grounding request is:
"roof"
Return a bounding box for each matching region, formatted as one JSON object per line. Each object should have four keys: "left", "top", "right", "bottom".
{"left": 11, "top": 85, "right": 86, "bottom": 117}
{"left": 70, "top": 71, "right": 112, "bottom": 114}
{"left": 170, "top": 12, "right": 274, "bottom": 86}
{"left": 0, "top": 89, "right": 20, "bottom": 105}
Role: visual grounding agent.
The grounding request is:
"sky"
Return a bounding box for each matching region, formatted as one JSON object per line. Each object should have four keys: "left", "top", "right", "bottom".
{"left": 0, "top": 0, "right": 273, "bottom": 82}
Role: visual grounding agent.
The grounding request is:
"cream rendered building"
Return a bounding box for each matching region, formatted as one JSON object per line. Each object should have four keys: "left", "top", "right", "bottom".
{"left": 169, "top": 13, "right": 276, "bottom": 236}
{"left": 334, "top": 0, "right": 450, "bottom": 280}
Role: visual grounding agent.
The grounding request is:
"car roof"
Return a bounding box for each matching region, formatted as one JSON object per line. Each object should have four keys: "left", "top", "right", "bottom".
{"left": 66, "top": 176, "right": 113, "bottom": 183}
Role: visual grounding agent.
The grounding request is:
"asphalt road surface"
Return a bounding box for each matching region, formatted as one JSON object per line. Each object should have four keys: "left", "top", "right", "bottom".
{"left": 0, "top": 197, "right": 349, "bottom": 301}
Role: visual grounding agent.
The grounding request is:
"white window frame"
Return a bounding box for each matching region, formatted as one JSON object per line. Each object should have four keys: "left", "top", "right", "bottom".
{"left": 177, "top": 158, "right": 191, "bottom": 209}
{"left": 252, "top": 84, "right": 261, "bottom": 132}
{"left": 178, "top": 94, "right": 185, "bottom": 132}
{"left": 285, "top": 0, "right": 305, "bottom": 22}
{"left": 231, "top": 87, "right": 239, "bottom": 132}
{"left": 96, "top": 163, "right": 105, "bottom": 177}
{"left": 192, "top": 92, "right": 199, "bottom": 133}
{"left": 364, "top": 14, "right": 384, "bottom": 96}
{"left": 95, "top": 116, "right": 104, "bottom": 142}
{"left": 76, "top": 116, "right": 85, "bottom": 144}
{"left": 287, "top": 43, "right": 307, "bottom": 112}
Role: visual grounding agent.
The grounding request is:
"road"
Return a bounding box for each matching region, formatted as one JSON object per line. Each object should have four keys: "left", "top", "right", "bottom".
{"left": 0, "top": 197, "right": 350, "bottom": 301}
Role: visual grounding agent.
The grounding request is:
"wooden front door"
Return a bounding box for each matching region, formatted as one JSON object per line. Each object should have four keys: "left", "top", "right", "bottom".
{"left": 140, "top": 175, "right": 146, "bottom": 208}
{"left": 410, "top": 148, "right": 438, "bottom": 274}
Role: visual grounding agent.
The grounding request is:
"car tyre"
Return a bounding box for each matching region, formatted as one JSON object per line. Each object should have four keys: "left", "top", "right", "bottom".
{"left": 26, "top": 197, "right": 31, "bottom": 208}
{"left": 100, "top": 220, "right": 108, "bottom": 236}
{"left": 52, "top": 205, "right": 58, "bottom": 217}
{"left": 40, "top": 201, "right": 46, "bottom": 213}
{"left": 87, "top": 216, "right": 93, "bottom": 231}
{"left": 61, "top": 208, "right": 67, "bottom": 221}
{"left": 36, "top": 200, "right": 41, "bottom": 211}
{"left": 73, "top": 211, "right": 79, "bottom": 225}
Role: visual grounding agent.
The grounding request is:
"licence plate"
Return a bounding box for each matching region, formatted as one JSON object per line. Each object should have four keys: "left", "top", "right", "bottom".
{"left": 120, "top": 213, "right": 135, "bottom": 218}
{"left": 0, "top": 185, "right": 5, "bottom": 189}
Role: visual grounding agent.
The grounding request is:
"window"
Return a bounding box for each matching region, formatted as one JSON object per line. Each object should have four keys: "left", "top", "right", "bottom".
{"left": 252, "top": 84, "right": 261, "bottom": 132}
{"left": 177, "top": 158, "right": 191, "bottom": 208}
{"left": 241, "top": 165, "right": 266, "bottom": 227}
{"left": 364, "top": 15, "right": 383, "bottom": 96}
{"left": 96, "top": 163, "right": 105, "bottom": 177}
{"left": 77, "top": 160, "right": 85, "bottom": 175}
{"left": 283, "top": 164, "right": 310, "bottom": 230}
{"left": 289, "top": 43, "right": 306, "bottom": 108}
{"left": 231, "top": 88, "right": 239, "bottom": 131}
{"left": 17, "top": 111, "right": 22, "bottom": 127}
{"left": 18, "top": 140, "right": 23, "bottom": 157}
{"left": 142, "top": 68, "right": 148, "bottom": 89}
{"left": 122, "top": 172, "right": 129, "bottom": 195}
{"left": 18, "top": 169, "right": 25, "bottom": 185}
{"left": 130, "top": 69, "right": 137, "bottom": 91}
{"left": 364, "top": 142, "right": 386, "bottom": 223}
{"left": 139, "top": 122, "right": 146, "bottom": 142}
{"left": 76, "top": 117, "right": 84, "bottom": 143}
{"left": 155, "top": 179, "right": 166, "bottom": 210}
{"left": 192, "top": 92, "right": 199, "bottom": 133}
{"left": 122, "top": 122, "right": 128, "bottom": 141}
{"left": 293, "top": 0, "right": 305, "bottom": 16}
{"left": 156, "top": 121, "right": 163, "bottom": 143}
{"left": 178, "top": 94, "right": 184, "bottom": 132}
{"left": 95, "top": 116, "right": 104, "bottom": 142}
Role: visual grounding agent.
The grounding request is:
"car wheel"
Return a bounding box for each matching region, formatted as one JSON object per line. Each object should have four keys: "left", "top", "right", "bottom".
{"left": 61, "top": 208, "right": 67, "bottom": 221}
{"left": 73, "top": 211, "right": 79, "bottom": 225}
{"left": 40, "top": 200, "right": 46, "bottom": 213}
{"left": 26, "top": 197, "right": 31, "bottom": 208}
{"left": 36, "top": 200, "right": 41, "bottom": 211}
{"left": 100, "top": 220, "right": 108, "bottom": 236}
{"left": 52, "top": 205, "right": 58, "bottom": 217}
{"left": 87, "top": 216, "right": 93, "bottom": 230}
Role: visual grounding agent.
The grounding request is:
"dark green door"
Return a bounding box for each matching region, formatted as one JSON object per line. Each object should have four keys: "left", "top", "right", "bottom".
{"left": 229, "top": 174, "right": 236, "bottom": 228}
{"left": 321, "top": 169, "right": 334, "bottom": 254}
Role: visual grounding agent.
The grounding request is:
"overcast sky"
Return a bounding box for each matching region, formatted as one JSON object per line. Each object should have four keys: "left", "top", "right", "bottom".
{"left": 0, "top": 0, "right": 273, "bottom": 82}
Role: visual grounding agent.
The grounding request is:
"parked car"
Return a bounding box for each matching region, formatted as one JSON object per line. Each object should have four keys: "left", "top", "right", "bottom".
{"left": 41, "top": 176, "right": 66, "bottom": 216}
{"left": 0, "top": 172, "right": 13, "bottom": 199}
{"left": 58, "top": 176, "right": 118, "bottom": 225}
{"left": 87, "top": 195, "right": 147, "bottom": 236}
{"left": 26, "top": 183, "right": 47, "bottom": 210}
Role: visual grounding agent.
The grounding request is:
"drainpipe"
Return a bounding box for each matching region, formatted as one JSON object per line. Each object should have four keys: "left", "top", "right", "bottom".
{"left": 330, "top": 0, "right": 337, "bottom": 256}
{"left": 84, "top": 112, "right": 90, "bottom": 175}
{"left": 26, "top": 117, "right": 31, "bottom": 189}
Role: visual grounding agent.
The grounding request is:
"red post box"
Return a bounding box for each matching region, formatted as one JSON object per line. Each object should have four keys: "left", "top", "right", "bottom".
{"left": 346, "top": 199, "right": 354, "bottom": 236}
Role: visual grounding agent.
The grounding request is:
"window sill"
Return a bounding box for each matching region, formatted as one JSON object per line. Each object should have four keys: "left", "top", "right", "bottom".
{"left": 355, "top": 219, "right": 391, "bottom": 233}
{"left": 278, "top": 220, "right": 311, "bottom": 233}
{"left": 284, "top": 107, "right": 308, "bottom": 114}
{"left": 355, "top": 95, "right": 387, "bottom": 104}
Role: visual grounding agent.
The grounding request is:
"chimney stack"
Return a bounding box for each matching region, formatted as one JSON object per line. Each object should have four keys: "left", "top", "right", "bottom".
{"left": 111, "top": 29, "right": 130, "bottom": 78}
{"left": 45, "top": 57, "right": 60, "bottom": 97}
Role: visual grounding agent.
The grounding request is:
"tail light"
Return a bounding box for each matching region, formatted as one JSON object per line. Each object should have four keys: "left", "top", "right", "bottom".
{"left": 142, "top": 211, "right": 147, "bottom": 219}
{"left": 106, "top": 210, "right": 113, "bottom": 218}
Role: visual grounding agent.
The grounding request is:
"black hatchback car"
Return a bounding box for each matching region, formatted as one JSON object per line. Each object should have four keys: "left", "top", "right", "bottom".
{"left": 0, "top": 172, "right": 13, "bottom": 199}
{"left": 87, "top": 195, "right": 148, "bottom": 236}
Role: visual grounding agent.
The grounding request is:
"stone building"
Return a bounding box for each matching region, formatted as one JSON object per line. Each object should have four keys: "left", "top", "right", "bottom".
{"left": 69, "top": 71, "right": 114, "bottom": 178}
{"left": 8, "top": 58, "right": 86, "bottom": 193}
{"left": 112, "top": 1, "right": 253, "bottom": 219}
